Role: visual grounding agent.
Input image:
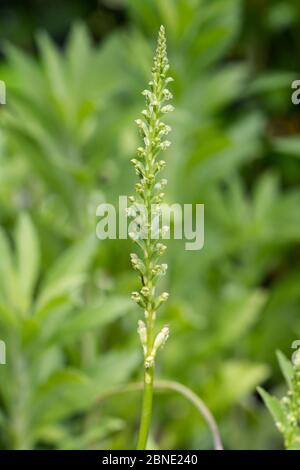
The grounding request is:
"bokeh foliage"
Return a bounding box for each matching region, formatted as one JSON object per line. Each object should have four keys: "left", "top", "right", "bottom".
{"left": 0, "top": 0, "right": 300, "bottom": 449}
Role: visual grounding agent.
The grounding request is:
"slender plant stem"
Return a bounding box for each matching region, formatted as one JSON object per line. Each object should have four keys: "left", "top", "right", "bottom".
{"left": 136, "top": 278, "right": 156, "bottom": 450}
{"left": 97, "top": 379, "right": 223, "bottom": 450}
{"left": 136, "top": 366, "right": 154, "bottom": 449}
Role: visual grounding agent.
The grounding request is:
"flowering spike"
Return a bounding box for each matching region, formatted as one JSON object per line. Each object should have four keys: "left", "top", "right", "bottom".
{"left": 129, "top": 24, "right": 173, "bottom": 362}
{"left": 130, "top": 26, "right": 174, "bottom": 449}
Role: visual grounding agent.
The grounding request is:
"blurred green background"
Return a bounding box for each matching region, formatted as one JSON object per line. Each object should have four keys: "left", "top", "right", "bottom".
{"left": 0, "top": 0, "right": 300, "bottom": 450}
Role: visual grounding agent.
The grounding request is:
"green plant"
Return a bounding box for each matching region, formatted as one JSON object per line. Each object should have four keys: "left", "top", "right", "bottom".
{"left": 0, "top": 213, "right": 137, "bottom": 449}
{"left": 1, "top": 23, "right": 129, "bottom": 237}
{"left": 128, "top": 25, "right": 174, "bottom": 450}
{"left": 258, "top": 350, "right": 300, "bottom": 449}
{"left": 1, "top": 0, "right": 300, "bottom": 450}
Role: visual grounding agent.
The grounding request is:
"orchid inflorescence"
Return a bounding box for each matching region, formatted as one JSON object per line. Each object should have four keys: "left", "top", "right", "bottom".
{"left": 128, "top": 25, "right": 174, "bottom": 370}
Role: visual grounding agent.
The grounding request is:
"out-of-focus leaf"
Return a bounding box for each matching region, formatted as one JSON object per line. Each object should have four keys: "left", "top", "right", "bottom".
{"left": 15, "top": 213, "right": 40, "bottom": 314}
{"left": 253, "top": 173, "right": 279, "bottom": 224}
{"left": 66, "top": 23, "right": 92, "bottom": 97}
{"left": 32, "top": 368, "right": 92, "bottom": 427}
{"left": 0, "top": 302, "right": 16, "bottom": 328}
{"left": 5, "top": 44, "right": 45, "bottom": 99}
{"left": 33, "top": 424, "right": 69, "bottom": 445}
{"left": 248, "top": 72, "right": 295, "bottom": 95}
{"left": 272, "top": 136, "right": 300, "bottom": 158}
{"left": 58, "top": 418, "right": 124, "bottom": 449}
{"left": 207, "top": 288, "right": 267, "bottom": 350}
{"left": 37, "top": 32, "right": 68, "bottom": 113}
{"left": 0, "top": 227, "right": 16, "bottom": 307}
{"left": 36, "top": 235, "right": 96, "bottom": 311}
{"left": 91, "top": 351, "right": 140, "bottom": 390}
{"left": 203, "top": 361, "right": 269, "bottom": 411}
{"left": 257, "top": 387, "right": 287, "bottom": 432}
{"left": 49, "top": 297, "right": 133, "bottom": 344}
{"left": 276, "top": 350, "right": 293, "bottom": 388}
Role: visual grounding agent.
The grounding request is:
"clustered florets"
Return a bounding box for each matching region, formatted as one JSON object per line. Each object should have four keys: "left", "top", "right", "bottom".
{"left": 279, "top": 354, "right": 300, "bottom": 448}
{"left": 280, "top": 355, "right": 300, "bottom": 449}
{"left": 128, "top": 25, "right": 174, "bottom": 368}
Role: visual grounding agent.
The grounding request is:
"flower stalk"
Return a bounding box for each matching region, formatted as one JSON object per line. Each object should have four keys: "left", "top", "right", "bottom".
{"left": 128, "top": 25, "right": 174, "bottom": 450}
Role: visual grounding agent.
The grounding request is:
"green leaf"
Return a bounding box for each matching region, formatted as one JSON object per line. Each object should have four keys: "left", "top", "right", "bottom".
{"left": 33, "top": 424, "right": 69, "bottom": 445}
{"left": 0, "top": 302, "right": 16, "bottom": 328}
{"left": 287, "top": 443, "right": 300, "bottom": 450}
{"left": 5, "top": 43, "right": 45, "bottom": 99}
{"left": 32, "top": 368, "right": 91, "bottom": 427}
{"left": 276, "top": 350, "right": 293, "bottom": 388}
{"left": 66, "top": 22, "right": 92, "bottom": 95}
{"left": 36, "top": 236, "right": 96, "bottom": 311}
{"left": 58, "top": 418, "right": 124, "bottom": 450}
{"left": 49, "top": 296, "right": 133, "bottom": 344}
{"left": 91, "top": 351, "right": 140, "bottom": 391}
{"left": 202, "top": 360, "right": 269, "bottom": 412}
{"left": 257, "top": 387, "right": 287, "bottom": 432}
{"left": 211, "top": 289, "right": 267, "bottom": 349}
{"left": 248, "top": 72, "right": 295, "bottom": 95}
{"left": 253, "top": 173, "right": 279, "bottom": 223}
{"left": 0, "top": 227, "right": 16, "bottom": 306}
{"left": 272, "top": 136, "right": 300, "bottom": 158}
{"left": 15, "top": 213, "right": 40, "bottom": 314}
{"left": 37, "top": 32, "right": 67, "bottom": 107}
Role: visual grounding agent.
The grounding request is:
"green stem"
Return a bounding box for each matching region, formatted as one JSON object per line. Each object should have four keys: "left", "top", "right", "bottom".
{"left": 136, "top": 225, "right": 156, "bottom": 450}
{"left": 97, "top": 379, "right": 223, "bottom": 450}
{"left": 136, "top": 365, "right": 154, "bottom": 449}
